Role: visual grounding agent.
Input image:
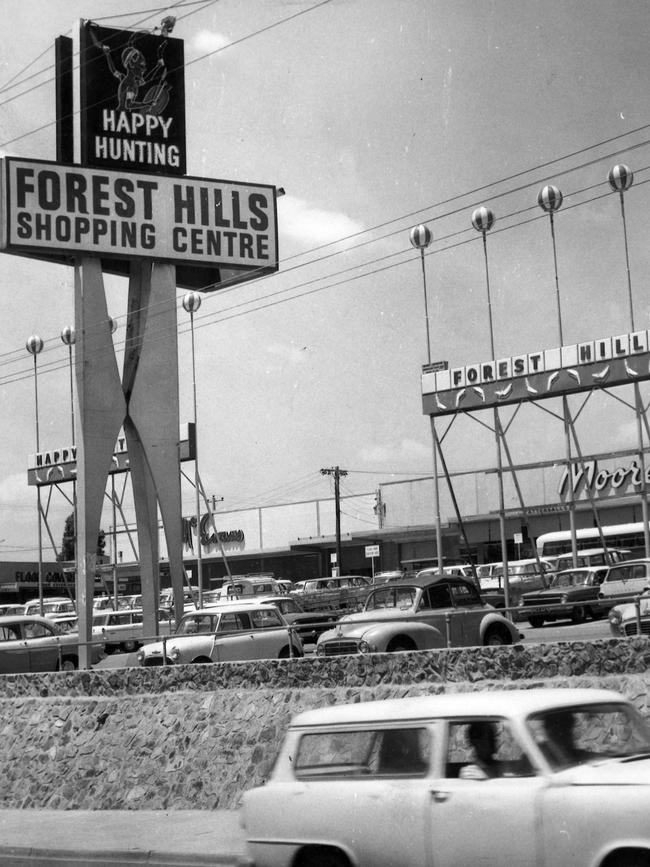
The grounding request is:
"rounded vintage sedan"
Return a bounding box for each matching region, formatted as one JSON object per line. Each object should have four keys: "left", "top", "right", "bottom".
{"left": 241, "top": 688, "right": 650, "bottom": 867}
{"left": 608, "top": 587, "right": 650, "bottom": 637}
{"left": 315, "top": 574, "right": 519, "bottom": 656}
{"left": 0, "top": 615, "right": 104, "bottom": 673}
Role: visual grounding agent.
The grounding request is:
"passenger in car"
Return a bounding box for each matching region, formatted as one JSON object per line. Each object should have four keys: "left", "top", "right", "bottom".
{"left": 459, "top": 721, "right": 501, "bottom": 779}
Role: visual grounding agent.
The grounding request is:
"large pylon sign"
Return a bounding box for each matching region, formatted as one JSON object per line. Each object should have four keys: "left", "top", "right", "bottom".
{"left": 422, "top": 329, "right": 650, "bottom": 416}
{"left": 1, "top": 19, "right": 279, "bottom": 667}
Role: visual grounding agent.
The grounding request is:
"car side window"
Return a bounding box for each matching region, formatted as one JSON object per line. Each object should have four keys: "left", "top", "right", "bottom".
{"left": 450, "top": 583, "right": 481, "bottom": 605}
{"left": 250, "top": 608, "right": 282, "bottom": 629}
{"left": 608, "top": 566, "right": 628, "bottom": 583}
{"left": 217, "top": 612, "right": 251, "bottom": 633}
{"left": 0, "top": 624, "right": 20, "bottom": 641}
{"left": 294, "top": 727, "right": 430, "bottom": 779}
{"left": 421, "top": 583, "right": 453, "bottom": 609}
{"left": 632, "top": 564, "right": 648, "bottom": 580}
{"left": 23, "top": 621, "right": 54, "bottom": 639}
{"left": 445, "top": 720, "right": 535, "bottom": 779}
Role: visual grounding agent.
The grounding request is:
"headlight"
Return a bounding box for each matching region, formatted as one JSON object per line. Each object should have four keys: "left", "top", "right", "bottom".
{"left": 137, "top": 649, "right": 145, "bottom": 665}
{"left": 358, "top": 640, "right": 371, "bottom": 654}
{"left": 561, "top": 594, "right": 569, "bottom": 604}
{"left": 609, "top": 609, "right": 622, "bottom": 626}
{"left": 316, "top": 643, "right": 326, "bottom": 656}
{"left": 169, "top": 646, "right": 180, "bottom": 661}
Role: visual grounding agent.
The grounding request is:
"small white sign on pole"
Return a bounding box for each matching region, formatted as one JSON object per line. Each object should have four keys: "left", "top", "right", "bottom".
{"left": 365, "top": 545, "right": 380, "bottom": 558}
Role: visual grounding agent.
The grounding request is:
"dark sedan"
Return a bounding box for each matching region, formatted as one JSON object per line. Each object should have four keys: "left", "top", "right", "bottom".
{"left": 518, "top": 566, "right": 608, "bottom": 627}
{"left": 259, "top": 596, "right": 339, "bottom": 643}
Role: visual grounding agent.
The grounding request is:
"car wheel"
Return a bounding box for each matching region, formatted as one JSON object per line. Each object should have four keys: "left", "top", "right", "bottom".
{"left": 571, "top": 606, "right": 586, "bottom": 624}
{"left": 606, "top": 849, "right": 650, "bottom": 867}
{"left": 59, "top": 656, "right": 78, "bottom": 672}
{"left": 386, "top": 636, "right": 416, "bottom": 652}
{"left": 528, "top": 615, "right": 545, "bottom": 628}
{"left": 483, "top": 626, "right": 511, "bottom": 646}
{"left": 120, "top": 639, "right": 138, "bottom": 653}
{"left": 294, "top": 846, "right": 350, "bottom": 867}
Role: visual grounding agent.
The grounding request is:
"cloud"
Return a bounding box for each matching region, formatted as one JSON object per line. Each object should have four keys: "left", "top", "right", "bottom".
{"left": 359, "top": 438, "right": 430, "bottom": 466}
{"left": 279, "top": 196, "right": 364, "bottom": 246}
{"left": 192, "top": 30, "right": 231, "bottom": 54}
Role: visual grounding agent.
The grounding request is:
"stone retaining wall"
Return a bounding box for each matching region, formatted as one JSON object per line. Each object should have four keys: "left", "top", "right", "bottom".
{"left": 1, "top": 638, "right": 650, "bottom": 810}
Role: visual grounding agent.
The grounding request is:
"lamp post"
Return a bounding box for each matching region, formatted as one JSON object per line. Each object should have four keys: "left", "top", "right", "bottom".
{"left": 409, "top": 224, "right": 443, "bottom": 573}
{"left": 60, "top": 325, "right": 79, "bottom": 601}
{"left": 471, "top": 206, "right": 511, "bottom": 609}
{"left": 607, "top": 164, "right": 650, "bottom": 558}
{"left": 183, "top": 291, "right": 203, "bottom": 607}
{"left": 26, "top": 334, "right": 44, "bottom": 616}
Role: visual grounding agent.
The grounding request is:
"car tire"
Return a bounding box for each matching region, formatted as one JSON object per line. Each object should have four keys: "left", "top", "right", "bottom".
{"left": 59, "top": 656, "right": 78, "bottom": 672}
{"left": 294, "top": 846, "right": 350, "bottom": 867}
{"left": 606, "top": 850, "right": 650, "bottom": 867}
{"left": 571, "top": 606, "right": 586, "bottom": 624}
{"left": 120, "top": 639, "right": 138, "bottom": 653}
{"left": 386, "top": 637, "right": 416, "bottom": 653}
{"left": 278, "top": 645, "right": 303, "bottom": 658}
{"left": 483, "top": 626, "right": 511, "bottom": 646}
{"left": 528, "top": 615, "right": 545, "bottom": 628}
{"left": 192, "top": 656, "right": 212, "bottom": 664}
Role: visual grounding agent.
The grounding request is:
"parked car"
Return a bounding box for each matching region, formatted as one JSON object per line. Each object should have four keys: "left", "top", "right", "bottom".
{"left": 242, "top": 687, "right": 650, "bottom": 867}
{"left": 257, "top": 596, "right": 339, "bottom": 644}
{"left": 315, "top": 574, "right": 520, "bottom": 657}
{"left": 291, "top": 575, "right": 372, "bottom": 613}
{"left": 372, "top": 570, "right": 405, "bottom": 584}
{"left": 22, "top": 597, "right": 78, "bottom": 632}
{"left": 518, "top": 566, "right": 609, "bottom": 627}
{"left": 213, "top": 576, "right": 282, "bottom": 600}
{"left": 137, "top": 601, "right": 303, "bottom": 666}
{"left": 608, "top": 588, "right": 650, "bottom": 637}
{"left": 598, "top": 559, "right": 650, "bottom": 606}
{"left": 0, "top": 604, "right": 26, "bottom": 617}
{"left": 0, "top": 615, "right": 104, "bottom": 673}
{"left": 92, "top": 608, "right": 172, "bottom": 654}
{"left": 547, "top": 547, "right": 630, "bottom": 572}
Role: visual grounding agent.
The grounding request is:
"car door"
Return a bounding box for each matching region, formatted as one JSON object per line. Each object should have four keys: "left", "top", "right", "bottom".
{"left": 0, "top": 622, "right": 30, "bottom": 673}
{"left": 430, "top": 719, "right": 545, "bottom": 867}
{"left": 416, "top": 583, "right": 465, "bottom": 646}
{"left": 288, "top": 724, "right": 434, "bottom": 867}
{"left": 22, "top": 620, "right": 62, "bottom": 672}
{"left": 211, "top": 611, "right": 258, "bottom": 662}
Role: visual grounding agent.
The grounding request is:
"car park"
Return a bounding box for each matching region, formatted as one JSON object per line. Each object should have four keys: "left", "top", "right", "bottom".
{"left": 315, "top": 574, "right": 519, "bottom": 656}
{"left": 92, "top": 608, "right": 172, "bottom": 653}
{"left": 518, "top": 566, "right": 608, "bottom": 627}
{"left": 0, "top": 615, "right": 104, "bottom": 673}
{"left": 608, "top": 588, "right": 650, "bottom": 637}
{"left": 137, "top": 601, "right": 303, "bottom": 666}
{"left": 598, "top": 559, "right": 650, "bottom": 605}
{"left": 241, "top": 687, "right": 650, "bottom": 867}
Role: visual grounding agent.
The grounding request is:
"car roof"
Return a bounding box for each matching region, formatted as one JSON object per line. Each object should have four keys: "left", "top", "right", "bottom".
{"left": 182, "top": 602, "right": 275, "bottom": 615}
{"left": 390, "top": 574, "right": 477, "bottom": 590}
{"left": 555, "top": 565, "right": 608, "bottom": 574}
{"left": 290, "top": 688, "right": 627, "bottom": 729}
{"left": 0, "top": 614, "right": 54, "bottom": 625}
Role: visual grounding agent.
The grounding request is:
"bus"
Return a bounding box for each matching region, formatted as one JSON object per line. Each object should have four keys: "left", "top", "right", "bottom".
{"left": 536, "top": 522, "right": 649, "bottom": 560}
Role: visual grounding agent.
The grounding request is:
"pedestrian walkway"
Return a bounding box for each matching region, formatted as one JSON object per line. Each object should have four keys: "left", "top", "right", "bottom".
{"left": 0, "top": 809, "right": 251, "bottom": 866}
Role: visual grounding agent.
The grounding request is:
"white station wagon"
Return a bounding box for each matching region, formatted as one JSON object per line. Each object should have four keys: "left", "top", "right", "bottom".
{"left": 241, "top": 688, "right": 650, "bottom": 867}
{"left": 137, "top": 601, "right": 303, "bottom": 666}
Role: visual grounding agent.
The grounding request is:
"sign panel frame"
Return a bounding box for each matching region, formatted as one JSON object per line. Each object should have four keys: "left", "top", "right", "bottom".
{"left": 0, "top": 157, "right": 279, "bottom": 290}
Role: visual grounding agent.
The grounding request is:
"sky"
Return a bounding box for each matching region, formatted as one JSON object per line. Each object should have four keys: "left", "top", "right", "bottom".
{"left": 2, "top": 0, "right": 650, "bottom": 561}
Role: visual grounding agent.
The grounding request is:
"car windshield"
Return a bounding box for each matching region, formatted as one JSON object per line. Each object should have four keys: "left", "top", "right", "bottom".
{"left": 527, "top": 702, "right": 650, "bottom": 770}
{"left": 365, "top": 586, "right": 418, "bottom": 611}
{"left": 551, "top": 572, "right": 584, "bottom": 588}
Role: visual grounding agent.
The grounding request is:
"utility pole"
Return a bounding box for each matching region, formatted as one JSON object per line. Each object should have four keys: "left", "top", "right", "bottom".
{"left": 210, "top": 495, "right": 224, "bottom": 510}
{"left": 321, "top": 466, "right": 348, "bottom": 576}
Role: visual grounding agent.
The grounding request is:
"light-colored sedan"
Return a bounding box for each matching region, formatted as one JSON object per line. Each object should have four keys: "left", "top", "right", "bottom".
{"left": 137, "top": 601, "right": 303, "bottom": 666}
{"left": 315, "top": 574, "right": 519, "bottom": 656}
{"left": 0, "top": 615, "right": 104, "bottom": 673}
{"left": 241, "top": 688, "right": 650, "bottom": 867}
{"left": 608, "top": 588, "right": 650, "bottom": 637}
